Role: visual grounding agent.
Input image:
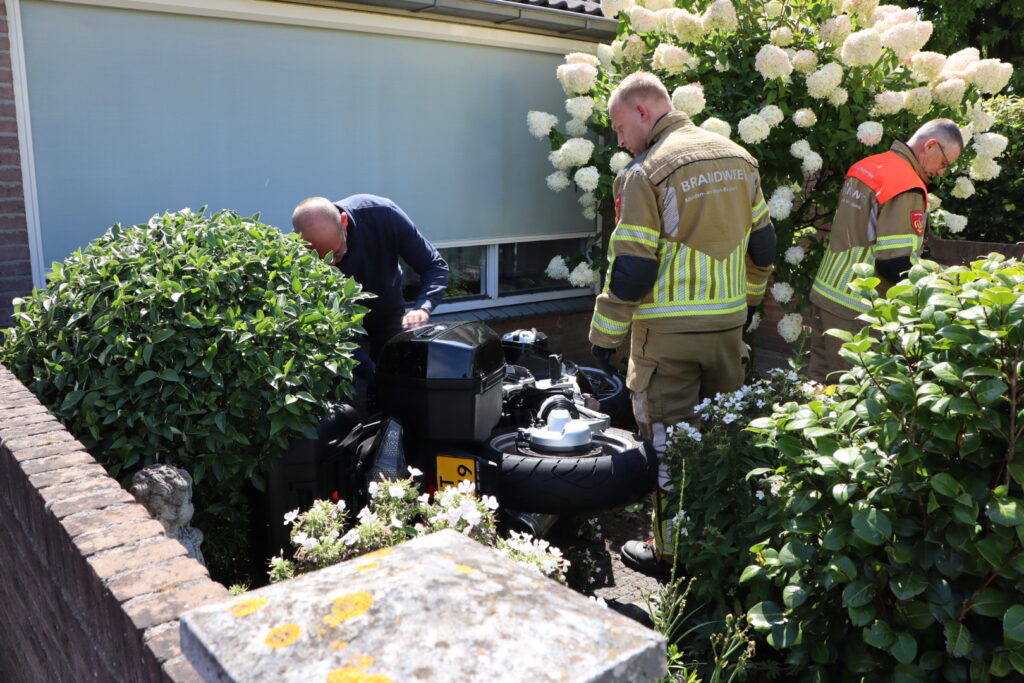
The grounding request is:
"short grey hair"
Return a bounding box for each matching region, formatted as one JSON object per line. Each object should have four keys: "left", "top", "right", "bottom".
{"left": 608, "top": 71, "right": 671, "bottom": 111}
{"left": 908, "top": 118, "right": 964, "bottom": 152}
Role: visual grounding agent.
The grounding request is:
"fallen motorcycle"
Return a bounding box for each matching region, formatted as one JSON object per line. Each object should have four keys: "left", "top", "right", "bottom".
{"left": 265, "top": 320, "right": 654, "bottom": 552}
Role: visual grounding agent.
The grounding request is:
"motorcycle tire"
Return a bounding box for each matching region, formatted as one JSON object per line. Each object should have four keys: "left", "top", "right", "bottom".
{"left": 488, "top": 427, "right": 656, "bottom": 515}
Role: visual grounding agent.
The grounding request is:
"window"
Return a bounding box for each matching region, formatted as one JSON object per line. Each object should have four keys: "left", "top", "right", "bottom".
{"left": 402, "top": 234, "right": 596, "bottom": 312}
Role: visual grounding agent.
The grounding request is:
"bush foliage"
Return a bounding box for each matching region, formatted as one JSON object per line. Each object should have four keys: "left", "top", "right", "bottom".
{"left": 1, "top": 209, "right": 367, "bottom": 495}
{"left": 743, "top": 254, "right": 1024, "bottom": 678}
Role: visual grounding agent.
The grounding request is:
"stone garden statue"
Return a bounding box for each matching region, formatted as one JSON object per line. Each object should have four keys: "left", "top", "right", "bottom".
{"left": 130, "top": 464, "right": 206, "bottom": 566}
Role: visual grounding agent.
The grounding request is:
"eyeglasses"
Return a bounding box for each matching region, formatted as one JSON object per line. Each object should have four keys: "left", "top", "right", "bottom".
{"left": 935, "top": 141, "right": 953, "bottom": 170}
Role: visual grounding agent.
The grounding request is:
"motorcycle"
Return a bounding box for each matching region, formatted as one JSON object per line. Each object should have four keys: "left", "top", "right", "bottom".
{"left": 265, "top": 320, "right": 654, "bottom": 552}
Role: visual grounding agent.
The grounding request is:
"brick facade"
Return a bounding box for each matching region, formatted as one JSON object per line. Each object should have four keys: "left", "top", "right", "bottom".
{"left": 0, "top": 3, "right": 32, "bottom": 328}
{"left": 0, "top": 364, "right": 228, "bottom": 682}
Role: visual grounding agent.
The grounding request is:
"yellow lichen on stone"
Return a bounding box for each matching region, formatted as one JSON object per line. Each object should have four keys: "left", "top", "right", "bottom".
{"left": 331, "top": 640, "right": 349, "bottom": 652}
{"left": 326, "top": 654, "right": 392, "bottom": 682}
{"left": 264, "top": 623, "right": 301, "bottom": 648}
{"left": 455, "top": 565, "right": 473, "bottom": 574}
{"left": 355, "top": 562, "right": 379, "bottom": 572}
{"left": 323, "top": 591, "right": 374, "bottom": 627}
{"left": 229, "top": 597, "right": 268, "bottom": 617}
{"left": 361, "top": 547, "right": 394, "bottom": 560}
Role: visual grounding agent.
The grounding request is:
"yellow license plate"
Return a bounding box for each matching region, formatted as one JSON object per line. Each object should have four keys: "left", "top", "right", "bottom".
{"left": 436, "top": 455, "right": 476, "bottom": 492}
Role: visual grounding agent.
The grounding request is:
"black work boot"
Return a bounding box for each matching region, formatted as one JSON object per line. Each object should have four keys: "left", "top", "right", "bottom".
{"left": 620, "top": 539, "right": 670, "bottom": 577}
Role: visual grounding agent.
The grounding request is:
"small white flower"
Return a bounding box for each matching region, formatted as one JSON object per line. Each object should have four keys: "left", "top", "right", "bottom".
{"left": 389, "top": 484, "right": 404, "bottom": 498}
{"left": 784, "top": 245, "right": 805, "bottom": 265}
{"left": 755, "top": 490, "right": 766, "bottom": 500}
{"left": 789, "top": 139, "right": 811, "bottom": 159}
{"left": 574, "top": 166, "right": 600, "bottom": 193}
{"left": 527, "top": 111, "right": 559, "bottom": 140}
{"left": 793, "top": 108, "right": 817, "bottom": 128}
{"left": 482, "top": 495, "right": 500, "bottom": 510}
{"left": 390, "top": 514, "right": 404, "bottom": 529}
{"left": 546, "top": 171, "right": 570, "bottom": 192}
{"left": 283, "top": 508, "right": 300, "bottom": 526}
{"left": 746, "top": 311, "right": 761, "bottom": 332}
{"left": 588, "top": 596, "right": 609, "bottom": 608}
{"left": 367, "top": 481, "right": 380, "bottom": 497}
{"left": 771, "top": 282, "right": 794, "bottom": 304}
{"left": 759, "top": 105, "right": 784, "bottom": 127}
{"left": 700, "top": 117, "right": 732, "bottom": 138}
{"left": 407, "top": 467, "right": 423, "bottom": 478}
{"left": 777, "top": 312, "right": 804, "bottom": 343}
{"left": 857, "top": 121, "right": 884, "bottom": 146}
{"left": 609, "top": 150, "right": 633, "bottom": 174}
{"left": 546, "top": 255, "right": 570, "bottom": 280}
{"left": 951, "top": 176, "right": 975, "bottom": 199}
{"left": 722, "top": 412, "right": 738, "bottom": 424}
{"left": 457, "top": 479, "right": 476, "bottom": 495}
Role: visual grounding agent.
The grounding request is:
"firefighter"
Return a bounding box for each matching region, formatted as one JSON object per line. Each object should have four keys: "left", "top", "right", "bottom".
{"left": 808, "top": 119, "right": 963, "bottom": 383}
{"left": 589, "top": 72, "right": 776, "bottom": 575}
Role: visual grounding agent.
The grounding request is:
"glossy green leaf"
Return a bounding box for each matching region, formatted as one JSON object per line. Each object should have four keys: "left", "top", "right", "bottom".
{"left": 1004, "top": 605, "right": 1024, "bottom": 643}
{"left": 851, "top": 508, "right": 893, "bottom": 545}
{"left": 748, "top": 601, "right": 785, "bottom": 631}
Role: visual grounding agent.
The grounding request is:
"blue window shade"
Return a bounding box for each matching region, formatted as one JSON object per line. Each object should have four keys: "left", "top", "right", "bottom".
{"left": 21, "top": 0, "right": 593, "bottom": 268}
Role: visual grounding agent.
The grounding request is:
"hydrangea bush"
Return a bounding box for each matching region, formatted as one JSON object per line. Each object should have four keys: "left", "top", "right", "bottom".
{"left": 269, "top": 473, "right": 570, "bottom": 584}
{"left": 527, "top": 0, "right": 1013, "bottom": 343}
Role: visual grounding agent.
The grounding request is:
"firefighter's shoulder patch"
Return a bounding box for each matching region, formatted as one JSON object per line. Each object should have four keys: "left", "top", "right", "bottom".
{"left": 910, "top": 210, "right": 925, "bottom": 235}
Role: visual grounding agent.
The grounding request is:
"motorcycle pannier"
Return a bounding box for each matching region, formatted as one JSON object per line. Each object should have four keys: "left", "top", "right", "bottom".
{"left": 375, "top": 321, "right": 506, "bottom": 442}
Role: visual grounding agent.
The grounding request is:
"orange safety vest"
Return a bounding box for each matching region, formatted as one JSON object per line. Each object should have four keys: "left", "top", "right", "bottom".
{"left": 846, "top": 151, "right": 927, "bottom": 204}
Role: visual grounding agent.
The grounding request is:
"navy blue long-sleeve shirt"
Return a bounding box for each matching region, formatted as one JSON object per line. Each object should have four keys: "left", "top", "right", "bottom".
{"left": 333, "top": 195, "right": 448, "bottom": 358}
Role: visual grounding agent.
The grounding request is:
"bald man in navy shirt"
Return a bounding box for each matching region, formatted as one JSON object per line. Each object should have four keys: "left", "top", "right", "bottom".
{"left": 293, "top": 195, "right": 449, "bottom": 378}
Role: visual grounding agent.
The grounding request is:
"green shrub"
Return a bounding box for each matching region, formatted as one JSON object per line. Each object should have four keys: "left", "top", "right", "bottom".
{"left": 745, "top": 255, "right": 1024, "bottom": 678}
{"left": 1, "top": 209, "right": 367, "bottom": 496}
{"left": 940, "top": 95, "right": 1024, "bottom": 244}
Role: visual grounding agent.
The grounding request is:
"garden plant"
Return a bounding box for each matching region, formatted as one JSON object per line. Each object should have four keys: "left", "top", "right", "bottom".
{"left": 1, "top": 209, "right": 368, "bottom": 582}
{"left": 528, "top": 0, "right": 1013, "bottom": 341}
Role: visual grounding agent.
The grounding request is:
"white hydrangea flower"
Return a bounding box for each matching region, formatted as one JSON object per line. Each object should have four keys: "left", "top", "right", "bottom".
{"left": 738, "top": 115, "right": 771, "bottom": 144}
{"left": 871, "top": 5, "right": 917, "bottom": 33}
{"left": 969, "top": 156, "right": 1001, "bottom": 181}
{"left": 671, "top": 9, "right": 705, "bottom": 43}
{"left": 881, "top": 21, "right": 930, "bottom": 59}
{"left": 672, "top": 84, "right": 706, "bottom": 116}
{"left": 556, "top": 63, "right": 598, "bottom": 96}
{"left": 784, "top": 245, "right": 805, "bottom": 265}
{"left": 820, "top": 15, "right": 852, "bottom": 46}
{"left": 791, "top": 50, "right": 818, "bottom": 73}
{"left": 759, "top": 105, "right": 784, "bottom": 127}
{"left": 702, "top": 0, "right": 738, "bottom": 33}
{"left": 841, "top": 29, "right": 883, "bottom": 67}
{"left": 772, "top": 282, "right": 794, "bottom": 304}
{"left": 967, "top": 105, "right": 995, "bottom": 133}
{"left": 546, "top": 171, "right": 570, "bottom": 192}
{"left": 942, "top": 47, "right": 980, "bottom": 80}
{"left": 911, "top": 52, "right": 946, "bottom": 83}
{"left": 828, "top": 87, "right": 849, "bottom": 107}
{"left": 790, "top": 139, "right": 811, "bottom": 159}
{"left": 965, "top": 59, "right": 1014, "bottom": 94}
{"left": 579, "top": 192, "right": 597, "bottom": 209}
{"left": 527, "top": 111, "right": 558, "bottom": 140}
{"left": 755, "top": 44, "right": 793, "bottom": 80}
{"left": 367, "top": 481, "right": 381, "bottom": 497}
{"left": 960, "top": 124, "right": 974, "bottom": 148}
{"left": 565, "top": 52, "right": 600, "bottom": 67}
{"left": 565, "top": 96, "right": 595, "bottom": 121}
{"left": 700, "top": 117, "right": 732, "bottom": 138}
{"left": 763, "top": 1, "right": 783, "bottom": 17}
{"left": 933, "top": 79, "right": 967, "bottom": 109}
{"left": 566, "top": 118, "right": 588, "bottom": 136}
{"left": 768, "top": 186, "right": 795, "bottom": 220}
{"left": 714, "top": 59, "right": 729, "bottom": 72}
{"left": 777, "top": 312, "right": 804, "bottom": 343}
{"left": 568, "top": 262, "right": 600, "bottom": 287}
{"left": 596, "top": 43, "right": 615, "bottom": 68}
{"left": 582, "top": 206, "right": 597, "bottom": 220}
{"left": 609, "top": 150, "right": 633, "bottom": 174}
{"left": 771, "top": 27, "right": 794, "bottom": 46}
{"left": 842, "top": 0, "right": 879, "bottom": 21}
{"left": 643, "top": 0, "right": 674, "bottom": 10}
{"left": 622, "top": 34, "right": 647, "bottom": 62}
{"left": 902, "top": 87, "right": 933, "bottom": 117}
{"left": 629, "top": 6, "right": 660, "bottom": 32}
{"left": 973, "top": 132, "right": 1009, "bottom": 159}
{"left": 652, "top": 43, "right": 692, "bottom": 73}
{"left": 283, "top": 508, "right": 300, "bottom": 526}
{"left": 655, "top": 6, "right": 680, "bottom": 31}
{"left": 927, "top": 193, "right": 941, "bottom": 212}
{"left": 802, "top": 150, "right": 823, "bottom": 175}
{"left": 548, "top": 148, "right": 571, "bottom": 170}
{"left": 574, "top": 166, "right": 600, "bottom": 192}
{"left": 545, "top": 255, "right": 570, "bottom": 279}
{"left": 806, "top": 63, "right": 844, "bottom": 99}
{"left": 559, "top": 137, "right": 595, "bottom": 166}
{"left": 936, "top": 209, "right": 968, "bottom": 234}
{"left": 610, "top": 40, "right": 624, "bottom": 62}
{"left": 951, "top": 176, "right": 975, "bottom": 199}
{"left": 793, "top": 108, "right": 817, "bottom": 128}
{"left": 872, "top": 90, "right": 904, "bottom": 115}
{"left": 856, "top": 121, "right": 883, "bottom": 146}
{"left": 600, "top": 0, "right": 634, "bottom": 18}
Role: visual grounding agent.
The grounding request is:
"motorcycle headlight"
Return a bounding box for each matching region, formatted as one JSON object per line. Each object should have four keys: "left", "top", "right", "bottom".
{"left": 367, "top": 418, "right": 407, "bottom": 482}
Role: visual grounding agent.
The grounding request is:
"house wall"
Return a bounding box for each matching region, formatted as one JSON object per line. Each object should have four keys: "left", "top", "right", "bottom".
{"left": 0, "top": 363, "right": 229, "bottom": 682}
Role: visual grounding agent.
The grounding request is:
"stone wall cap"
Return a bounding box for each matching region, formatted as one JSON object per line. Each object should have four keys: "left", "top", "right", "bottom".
{"left": 180, "top": 529, "right": 666, "bottom": 682}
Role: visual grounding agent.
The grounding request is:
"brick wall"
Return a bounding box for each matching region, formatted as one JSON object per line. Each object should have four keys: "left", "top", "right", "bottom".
{"left": 0, "top": 3, "right": 32, "bottom": 328}
{"left": 0, "top": 364, "right": 229, "bottom": 682}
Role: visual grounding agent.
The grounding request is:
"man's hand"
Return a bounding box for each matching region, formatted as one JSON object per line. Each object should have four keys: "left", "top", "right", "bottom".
{"left": 591, "top": 344, "right": 616, "bottom": 373}
{"left": 402, "top": 308, "right": 430, "bottom": 330}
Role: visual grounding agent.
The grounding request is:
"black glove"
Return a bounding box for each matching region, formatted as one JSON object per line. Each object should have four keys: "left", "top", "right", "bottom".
{"left": 745, "top": 306, "right": 757, "bottom": 332}
{"left": 591, "top": 344, "right": 616, "bottom": 372}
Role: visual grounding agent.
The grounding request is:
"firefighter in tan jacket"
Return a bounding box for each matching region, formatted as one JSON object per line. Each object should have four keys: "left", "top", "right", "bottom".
{"left": 589, "top": 72, "right": 776, "bottom": 574}
{"left": 808, "top": 119, "right": 963, "bottom": 383}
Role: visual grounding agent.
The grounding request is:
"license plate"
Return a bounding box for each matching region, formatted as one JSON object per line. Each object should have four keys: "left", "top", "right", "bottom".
{"left": 436, "top": 455, "right": 476, "bottom": 492}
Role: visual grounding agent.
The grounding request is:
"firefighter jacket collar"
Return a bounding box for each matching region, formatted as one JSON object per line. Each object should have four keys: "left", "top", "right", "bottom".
{"left": 889, "top": 140, "right": 929, "bottom": 187}
{"left": 645, "top": 111, "right": 694, "bottom": 149}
